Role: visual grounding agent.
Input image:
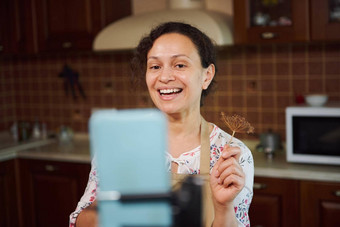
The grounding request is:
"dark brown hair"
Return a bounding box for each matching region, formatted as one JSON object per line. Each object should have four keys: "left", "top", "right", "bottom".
{"left": 131, "top": 21, "right": 217, "bottom": 106}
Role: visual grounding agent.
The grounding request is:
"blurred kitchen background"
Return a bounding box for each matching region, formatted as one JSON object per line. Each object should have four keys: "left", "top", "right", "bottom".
{"left": 1, "top": 0, "right": 339, "bottom": 140}
{"left": 1, "top": 0, "right": 340, "bottom": 227}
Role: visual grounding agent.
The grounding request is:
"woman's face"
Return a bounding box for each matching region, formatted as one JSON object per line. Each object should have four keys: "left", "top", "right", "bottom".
{"left": 146, "top": 33, "right": 214, "bottom": 116}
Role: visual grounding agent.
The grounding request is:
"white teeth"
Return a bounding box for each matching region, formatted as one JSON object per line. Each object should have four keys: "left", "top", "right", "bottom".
{"left": 159, "top": 88, "right": 181, "bottom": 94}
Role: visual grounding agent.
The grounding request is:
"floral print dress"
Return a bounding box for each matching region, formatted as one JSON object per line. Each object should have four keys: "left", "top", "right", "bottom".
{"left": 69, "top": 124, "right": 254, "bottom": 227}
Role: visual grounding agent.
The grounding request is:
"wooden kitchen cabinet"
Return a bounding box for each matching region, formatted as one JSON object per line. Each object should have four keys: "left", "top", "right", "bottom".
{"left": 19, "top": 159, "right": 91, "bottom": 227}
{"left": 0, "top": 0, "right": 35, "bottom": 54}
{"left": 310, "top": 0, "right": 340, "bottom": 41}
{"left": 300, "top": 180, "right": 340, "bottom": 227}
{"left": 233, "top": 0, "right": 340, "bottom": 44}
{"left": 0, "top": 0, "right": 131, "bottom": 54}
{"left": 249, "top": 176, "right": 300, "bottom": 227}
{"left": 0, "top": 159, "right": 21, "bottom": 227}
{"left": 233, "top": 0, "right": 309, "bottom": 44}
{"left": 33, "top": 0, "right": 131, "bottom": 52}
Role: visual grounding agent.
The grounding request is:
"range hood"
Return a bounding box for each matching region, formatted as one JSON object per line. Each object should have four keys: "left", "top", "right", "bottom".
{"left": 93, "top": 0, "right": 233, "bottom": 51}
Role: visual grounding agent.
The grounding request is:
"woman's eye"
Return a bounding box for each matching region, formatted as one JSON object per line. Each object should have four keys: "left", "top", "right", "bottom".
{"left": 150, "top": 65, "right": 160, "bottom": 70}
{"left": 175, "top": 64, "right": 186, "bottom": 68}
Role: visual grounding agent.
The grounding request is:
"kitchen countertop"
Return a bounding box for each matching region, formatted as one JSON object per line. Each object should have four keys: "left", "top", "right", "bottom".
{"left": 244, "top": 140, "right": 340, "bottom": 183}
{"left": 0, "top": 133, "right": 91, "bottom": 163}
{"left": 1, "top": 135, "right": 340, "bottom": 182}
{"left": 0, "top": 137, "right": 58, "bottom": 162}
{"left": 17, "top": 140, "right": 91, "bottom": 163}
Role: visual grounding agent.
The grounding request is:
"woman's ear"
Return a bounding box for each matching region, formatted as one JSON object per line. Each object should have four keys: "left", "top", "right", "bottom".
{"left": 202, "top": 64, "right": 215, "bottom": 90}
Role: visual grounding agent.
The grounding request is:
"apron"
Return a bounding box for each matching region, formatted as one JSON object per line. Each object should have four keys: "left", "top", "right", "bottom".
{"left": 171, "top": 117, "right": 214, "bottom": 227}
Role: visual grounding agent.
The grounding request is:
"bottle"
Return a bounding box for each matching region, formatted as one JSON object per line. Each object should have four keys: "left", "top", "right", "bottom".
{"left": 32, "top": 120, "right": 41, "bottom": 139}
{"left": 10, "top": 122, "right": 18, "bottom": 142}
{"left": 59, "top": 125, "right": 71, "bottom": 145}
{"left": 41, "top": 123, "right": 47, "bottom": 139}
{"left": 19, "top": 122, "right": 29, "bottom": 141}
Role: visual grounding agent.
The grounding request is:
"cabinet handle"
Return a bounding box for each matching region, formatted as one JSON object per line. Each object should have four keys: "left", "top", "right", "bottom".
{"left": 334, "top": 190, "right": 340, "bottom": 197}
{"left": 62, "top": 42, "right": 72, "bottom": 48}
{"left": 45, "top": 164, "right": 58, "bottom": 171}
{"left": 261, "top": 32, "right": 277, "bottom": 39}
{"left": 253, "top": 182, "right": 267, "bottom": 190}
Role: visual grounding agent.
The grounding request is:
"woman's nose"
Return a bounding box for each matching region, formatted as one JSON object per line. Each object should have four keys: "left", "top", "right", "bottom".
{"left": 159, "top": 67, "right": 175, "bottom": 83}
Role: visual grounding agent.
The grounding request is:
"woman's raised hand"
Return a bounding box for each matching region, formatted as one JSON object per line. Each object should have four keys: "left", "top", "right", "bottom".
{"left": 210, "top": 144, "right": 245, "bottom": 207}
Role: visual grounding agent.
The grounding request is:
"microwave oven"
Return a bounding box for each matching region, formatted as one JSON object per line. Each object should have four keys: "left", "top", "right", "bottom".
{"left": 286, "top": 105, "right": 340, "bottom": 165}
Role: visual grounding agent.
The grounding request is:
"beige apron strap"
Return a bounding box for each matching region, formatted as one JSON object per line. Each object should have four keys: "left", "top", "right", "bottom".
{"left": 200, "top": 117, "right": 214, "bottom": 227}
{"left": 200, "top": 116, "right": 210, "bottom": 174}
{"left": 171, "top": 173, "right": 186, "bottom": 191}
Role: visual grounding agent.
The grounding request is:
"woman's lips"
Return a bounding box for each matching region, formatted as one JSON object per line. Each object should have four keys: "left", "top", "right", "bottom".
{"left": 159, "top": 88, "right": 182, "bottom": 95}
{"left": 157, "top": 88, "right": 183, "bottom": 100}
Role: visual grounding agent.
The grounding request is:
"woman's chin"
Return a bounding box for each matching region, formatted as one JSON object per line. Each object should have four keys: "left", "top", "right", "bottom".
{"left": 158, "top": 107, "right": 179, "bottom": 115}
{"left": 155, "top": 104, "right": 181, "bottom": 115}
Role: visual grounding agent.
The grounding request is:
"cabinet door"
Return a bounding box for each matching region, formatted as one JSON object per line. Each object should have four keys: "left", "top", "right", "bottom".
{"left": 310, "top": 0, "right": 340, "bottom": 41}
{"left": 300, "top": 180, "right": 340, "bottom": 227}
{"left": 233, "top": 0, "right": 309, "bottom": 44}
{"left": 0, "top": 0, "right": 33, "bottom": 54}
{"left": 19, "top": 159, "right": 91, "bottom": 227}
{"left": 249, "top": 177, "right": 300, "bottom": 227}
{"left": 34, "top": 0, "right": 131, "bottom": 52}
{"left": 0, "top": 159, "right": 20, "bottom": 227}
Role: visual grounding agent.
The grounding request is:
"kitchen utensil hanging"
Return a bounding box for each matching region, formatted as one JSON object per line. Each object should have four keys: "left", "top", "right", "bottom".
{"left": 59, "top": 64, "right": 86, "bottom": 100}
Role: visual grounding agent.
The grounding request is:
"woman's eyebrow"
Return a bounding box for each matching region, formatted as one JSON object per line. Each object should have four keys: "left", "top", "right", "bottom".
{"left": 172, "top": 54, "right": 190, "bottom": 59}
{"left": 147, "top": 56, "right": 159, "bottom": 60}
{"left": 147, "top": 54, "right": 191, "bottom": 61}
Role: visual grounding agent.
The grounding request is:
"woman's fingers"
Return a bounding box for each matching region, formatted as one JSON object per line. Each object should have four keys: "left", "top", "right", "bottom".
{"left": 220, "top": 173, "right": 245, "bottom": 190}
{"left": 221, "top": 144, "right": 241, "bottom": 160}
{"left": 218, "top": 159, "right": 245, "bottom": 187}
{"left": 214, "top": 145, "right": 242, "bottom": 179}
{"left": 210, "top": 145, "right": 246, "bottom": 206}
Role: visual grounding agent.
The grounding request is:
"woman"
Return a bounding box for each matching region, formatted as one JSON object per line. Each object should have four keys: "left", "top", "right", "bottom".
{"left": 70, "top": 22, "right": 254, "bottom": 227}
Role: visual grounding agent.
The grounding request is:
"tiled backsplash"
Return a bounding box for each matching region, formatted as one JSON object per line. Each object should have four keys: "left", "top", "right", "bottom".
{"left": 1, "top": 43, "right": 339, "bottom": 140}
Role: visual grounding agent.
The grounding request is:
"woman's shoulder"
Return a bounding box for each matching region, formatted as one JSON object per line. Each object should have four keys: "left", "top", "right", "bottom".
{"left": 209, "top": 123, "right": 230, "bottom": 146}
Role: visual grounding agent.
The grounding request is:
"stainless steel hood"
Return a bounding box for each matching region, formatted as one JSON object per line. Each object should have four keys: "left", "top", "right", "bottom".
{"left": 93, "top": 0, "right": 233, "bottom": 51}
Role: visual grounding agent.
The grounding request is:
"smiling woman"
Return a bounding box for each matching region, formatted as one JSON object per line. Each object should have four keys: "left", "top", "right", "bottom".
{"left": 145, "top": 33, "right": 215, "bottom": 115}
{"left": 71, "top": 22, "right": 254, "bottom": 227}
{"left": 131, "top": 22, "right": 217, "bottom": 107}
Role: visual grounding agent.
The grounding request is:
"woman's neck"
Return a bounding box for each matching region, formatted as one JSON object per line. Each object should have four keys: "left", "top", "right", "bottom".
{"left": 167, "top": 111, "right": 202, "bottom": 158}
